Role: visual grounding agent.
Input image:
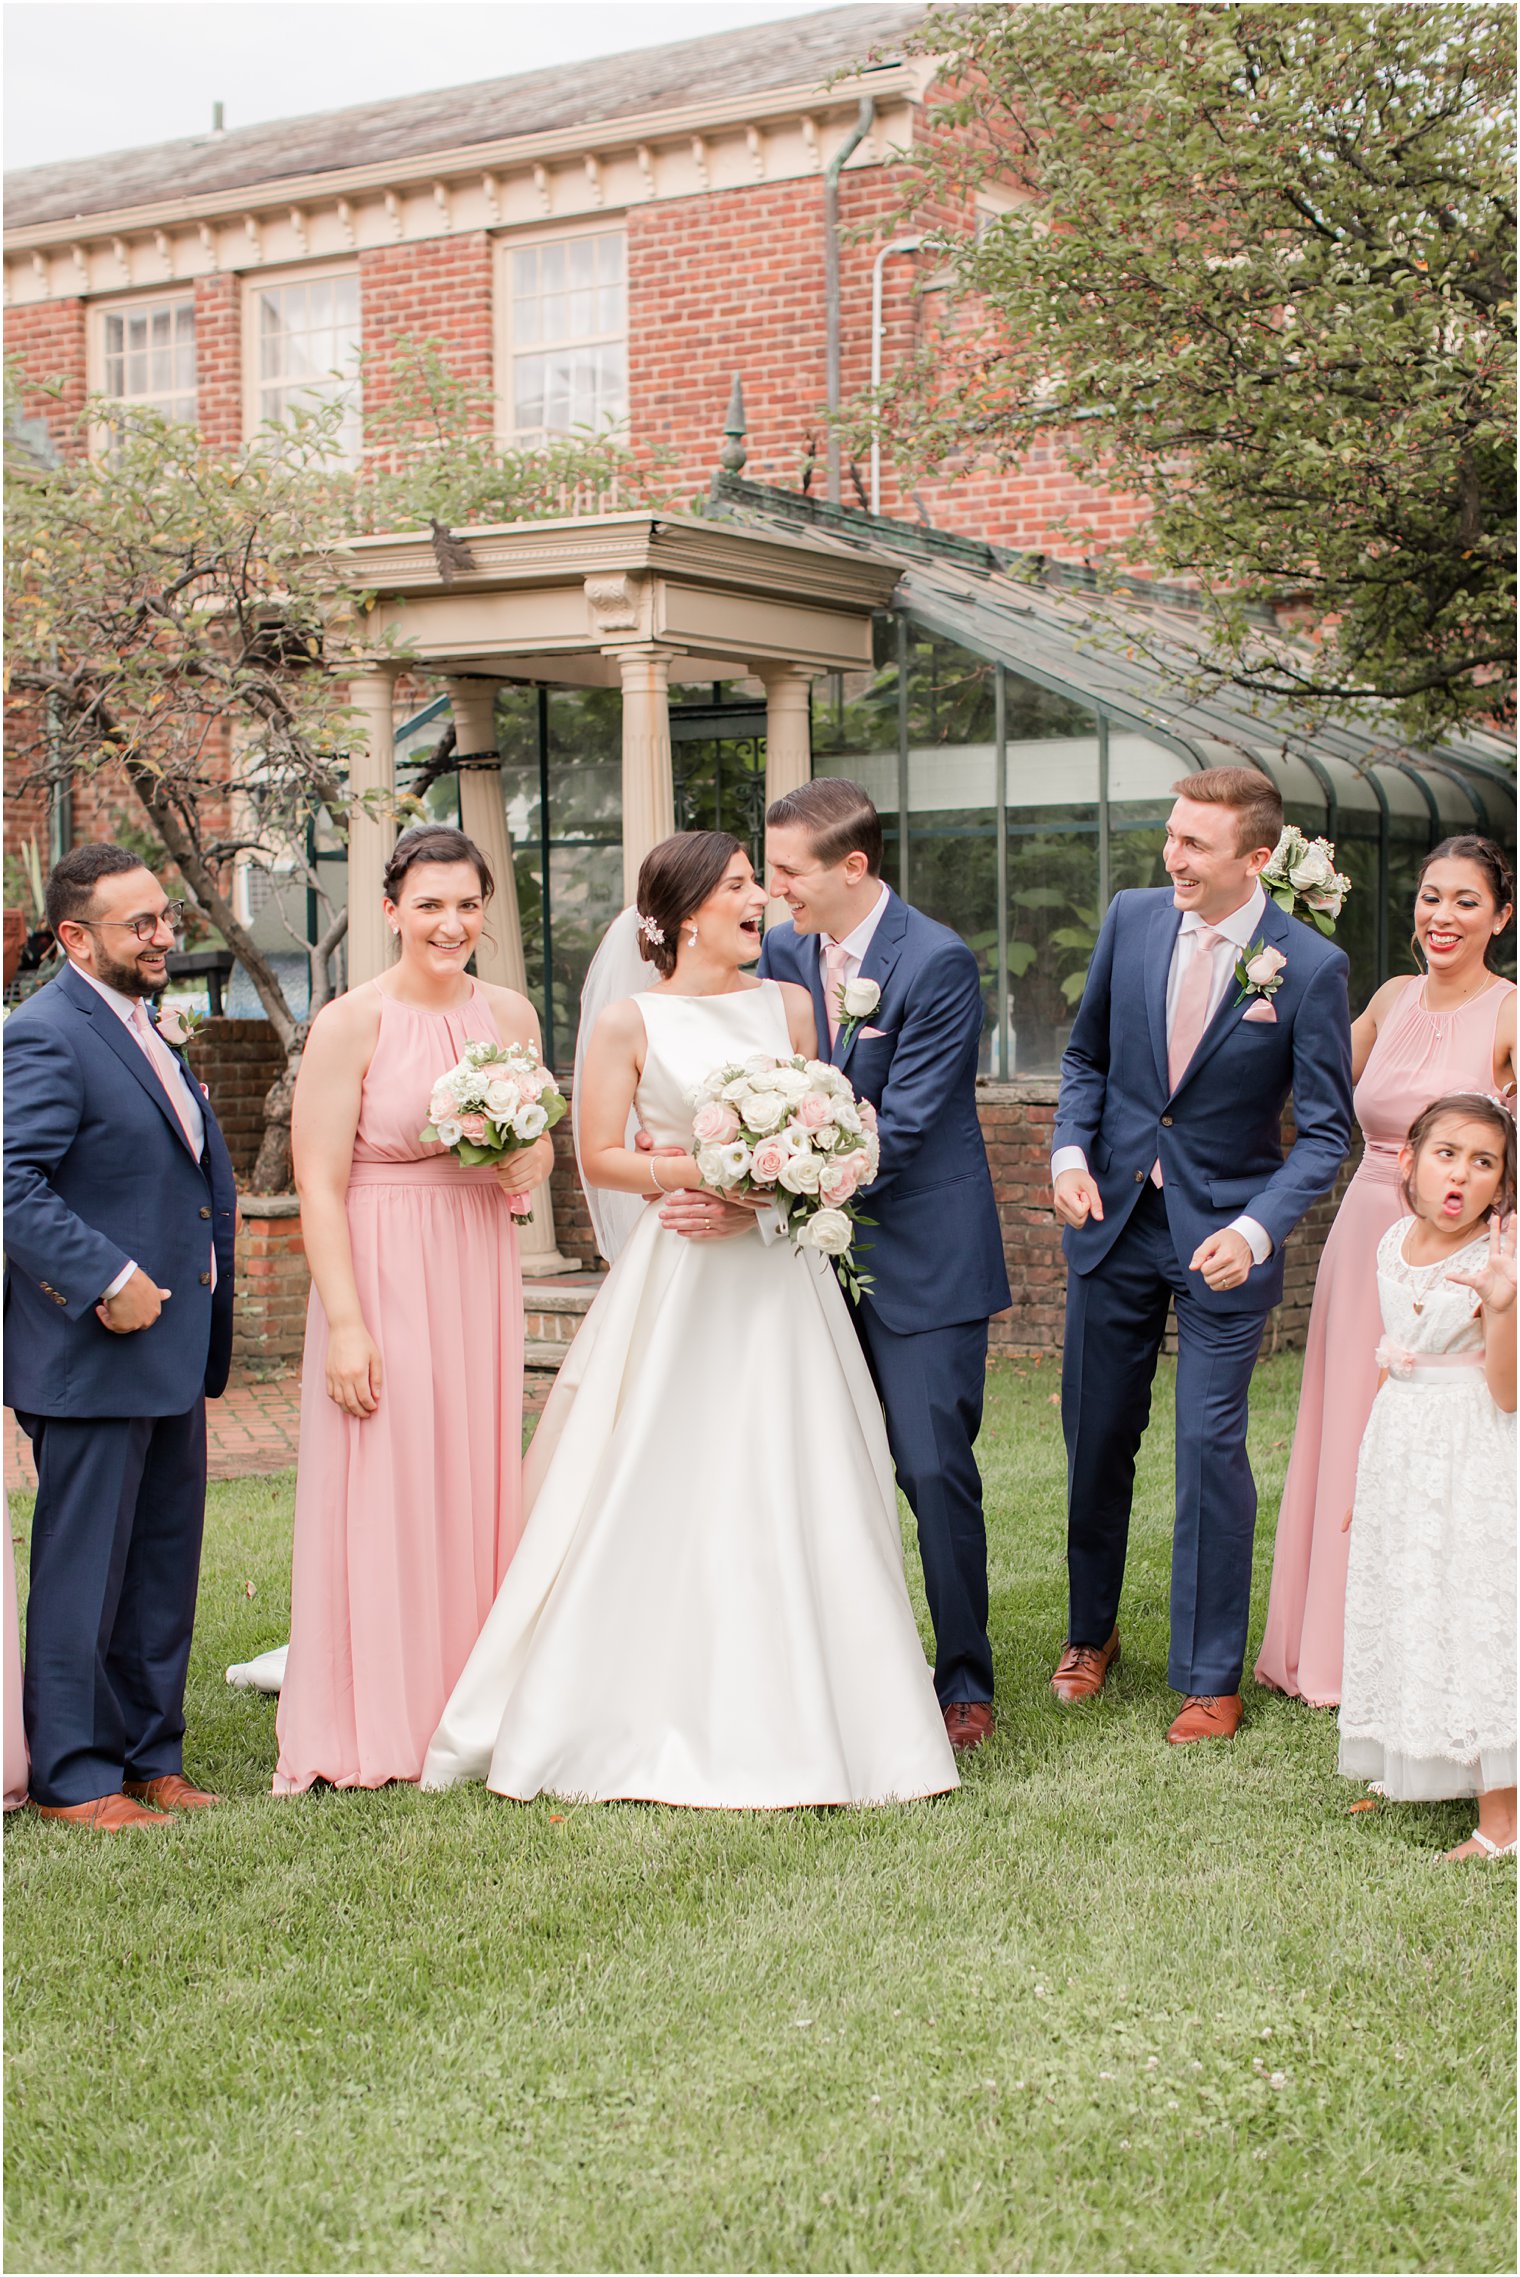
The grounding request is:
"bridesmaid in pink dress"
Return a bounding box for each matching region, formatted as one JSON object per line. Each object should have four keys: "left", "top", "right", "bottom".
{"left": 273, "top": 826, "right": 556, "bottom": 1792}
{"left": 1256, "top": 837, "right": 1515, "bottom": 1705}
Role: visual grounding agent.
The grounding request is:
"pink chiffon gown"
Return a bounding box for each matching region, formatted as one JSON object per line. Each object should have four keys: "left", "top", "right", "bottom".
{"left": 273, "top": 983, "right": 526, "bottom": 1792}
{"left": 1255, "top": 973, "right": 1514, "bottom": 1705}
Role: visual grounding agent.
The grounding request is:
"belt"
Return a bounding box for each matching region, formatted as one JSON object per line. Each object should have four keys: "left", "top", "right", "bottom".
{"left": 1375, "top": 1340, "right": 1486, "bottom": 1385}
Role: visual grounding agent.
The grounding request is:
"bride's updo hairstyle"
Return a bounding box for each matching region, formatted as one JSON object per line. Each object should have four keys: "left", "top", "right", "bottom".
{"left": 382, "top": 824, "right": 495, "bottom": 904}
{"left": 635, "top": 829, "right": 744, "bottom": 978}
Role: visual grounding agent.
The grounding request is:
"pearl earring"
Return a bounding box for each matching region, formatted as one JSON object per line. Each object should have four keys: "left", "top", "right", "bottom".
{"left": 687, "top": 922, "right": 699, "bottom": 948}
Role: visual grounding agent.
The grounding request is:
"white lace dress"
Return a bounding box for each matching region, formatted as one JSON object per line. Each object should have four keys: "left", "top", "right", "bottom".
{"left": 1338, "top": 1219, "right": 1516, "bottom": 1800}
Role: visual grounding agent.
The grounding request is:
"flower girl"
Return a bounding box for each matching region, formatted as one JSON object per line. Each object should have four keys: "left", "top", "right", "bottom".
{"left": 1339, "top": 1093, "right": 1516, "bottom": 1859}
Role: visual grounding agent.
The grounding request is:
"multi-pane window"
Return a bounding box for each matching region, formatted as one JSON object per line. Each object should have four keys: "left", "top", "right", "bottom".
{"left": 249, "top": 272, "right": 362, "bottom": 456}
{"left": 508, "top": 232, "right": 626, "bottom": 440}
{"left": 100, "top": 298, "right": 197, "bottom": 422}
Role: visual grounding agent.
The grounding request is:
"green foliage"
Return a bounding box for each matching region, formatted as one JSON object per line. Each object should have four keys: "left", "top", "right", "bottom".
{"left": 6, "top": 1356, "right": 1516, "bottom": 2274}
{"left": 880, "top": 3, "right": 1516, "bottom": 737}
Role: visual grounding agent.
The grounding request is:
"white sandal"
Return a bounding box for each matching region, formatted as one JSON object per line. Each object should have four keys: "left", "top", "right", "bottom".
{"left": 1470, "top": 1831, "right": 1518, "bottom": 1858}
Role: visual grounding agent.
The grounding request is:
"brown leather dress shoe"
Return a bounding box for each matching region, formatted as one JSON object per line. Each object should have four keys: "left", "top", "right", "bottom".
{"left": 1166, "top": 1693, "right": 1244, "bottom": 1744}
{"left": 33, "top": 1793, "right": 174, "bottom": 1829}
{"left": 124, "top": 1775, "right": 222, "bottom": 1810}
{"left": 1050, "top": 1630, "right": 1120, "bottom": 1702}
{"left": 943, "top": 1702, "right": 995, "bottom": 1753}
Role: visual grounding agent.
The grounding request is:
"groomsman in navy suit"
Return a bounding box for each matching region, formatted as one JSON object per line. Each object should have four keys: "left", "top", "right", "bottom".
{"left": 4, "top": 845, "right": 237, "bottom": 1827}
{"left": 1050, "top": 769, "right": 1352, "bottom": 1741}
{"left": 749, "top": 780, "right": 1011, "bottom": 1752}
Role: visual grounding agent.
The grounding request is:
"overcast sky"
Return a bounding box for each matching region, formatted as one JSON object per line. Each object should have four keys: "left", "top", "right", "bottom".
{"left": 3, "top": 0, "right": 846, "bottom": 173}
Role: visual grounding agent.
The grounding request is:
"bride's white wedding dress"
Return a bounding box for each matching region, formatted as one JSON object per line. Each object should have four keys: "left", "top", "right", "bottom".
{"left": 422, "top": 980, "right": 958, "bottom": 1808}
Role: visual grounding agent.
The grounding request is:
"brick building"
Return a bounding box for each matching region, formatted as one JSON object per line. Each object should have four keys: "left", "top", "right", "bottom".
{"left": 5, "top": 5, "right": 1513, "bottom": 1348}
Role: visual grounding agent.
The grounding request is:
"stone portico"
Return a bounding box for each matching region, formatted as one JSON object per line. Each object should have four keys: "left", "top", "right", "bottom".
{"left": 335, "top": 511, "right": 899, "bottom": 1268}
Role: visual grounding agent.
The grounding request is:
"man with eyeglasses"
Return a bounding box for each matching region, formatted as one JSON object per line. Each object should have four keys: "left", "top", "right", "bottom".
{"left": 4, "top": 844, "right": 236, "bottom": 1828}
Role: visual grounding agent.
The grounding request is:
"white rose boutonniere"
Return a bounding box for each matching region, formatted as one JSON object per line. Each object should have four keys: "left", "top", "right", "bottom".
{"left": 835, "top": 974, "right": 881, "bottom": 1048}
{"left": 1261, "top": 826, "right": 1352, "bottom": 935}
{"left": 155, "top": 1003, "right": 203, "bottom": 1050}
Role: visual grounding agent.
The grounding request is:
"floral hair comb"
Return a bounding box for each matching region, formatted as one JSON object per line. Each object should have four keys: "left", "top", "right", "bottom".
{"left": 636, "top": 911, "right": 665, "bottom": 946}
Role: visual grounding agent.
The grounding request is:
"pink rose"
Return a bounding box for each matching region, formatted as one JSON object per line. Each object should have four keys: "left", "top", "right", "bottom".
{"left": 692, "top": 1100, "right": 741, "bottom": 1145}
{"left": 820, "top": 1159, "right": 860, "bottom": 1204}
{"left": 457, "top": 1113, "right": 489, "bottom": 1143}
{"left": 428, "top": 1087, "right": 455, "bottom": 1124}
{"left": 857, "top": 1098, "right": 878, "bottom": 1131}
{"left": 750, "top": 1135, "right": 789, "bottom": 1185}
{"left": 798, "top": 1092, "right": 832, "bottom": 1131}
{"left": 1245, "top": 945, "right": 1287, "bottom": 988}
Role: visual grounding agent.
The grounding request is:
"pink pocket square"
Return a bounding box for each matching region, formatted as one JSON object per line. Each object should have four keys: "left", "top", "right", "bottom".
{"left": 859, "top": 1025, "right": 889, "bottom": 1041}
{"left": 1242, "top": 998, "right": 1278, "bottom": 1024}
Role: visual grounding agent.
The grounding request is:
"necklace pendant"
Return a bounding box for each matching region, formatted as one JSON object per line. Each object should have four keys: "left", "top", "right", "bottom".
{"left": 1411, "top": 1297, "right": 1423, "bottom": 1314}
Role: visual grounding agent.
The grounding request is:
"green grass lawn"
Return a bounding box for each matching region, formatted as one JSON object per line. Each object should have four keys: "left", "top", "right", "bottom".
{"left": 5, "top": 1353, "right": 1515, "bottom": 2275}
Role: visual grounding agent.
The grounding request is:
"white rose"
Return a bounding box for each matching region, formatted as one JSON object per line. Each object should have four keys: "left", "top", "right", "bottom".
{"left": 1288, "top": 841, "right": 1335, "bottom": 893}
{"left": 770, "top": 1066, "right": 811, "bottom": 1101}
{"left": 716, "top": 1139, "right": 753, "bottom": 1183}
{"left": 722, "top": 1076, "right": 754, "bottom": 1105}
{"left": 512, "top": 1103, "right": 548, "bottom": 1143}
{"left": 841, "top": 977, "right": 880, "bottom": 1018}
{"left": 830, "top": 1099, "right": 863, "bottom": 1136}
{"left": 485, "top": 1077, "right": 518, "bottom": 1114}
{"left": 801, "top": 1206, "right": 853, "bottom": 1255}
{"left": 778, "top": 1150, "right": 823, "bottom": 1195}
{"left": 813, "top": 1124, "right": 840, "bottom": 1152}
{"left": 696, "top": 1144, "right": 732, "bottom": 1185}
{"left": 745, "top": 1053, "right": 778, "bottom": 1078}
{"left": 436, "top": 1118, "right": 463, "bottom": 1147}
{"left": 743, "top": 1090, "right": 787, "bottom": 1134}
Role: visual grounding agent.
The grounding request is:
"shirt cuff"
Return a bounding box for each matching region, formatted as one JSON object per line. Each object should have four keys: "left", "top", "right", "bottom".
{"left": 755, "top": 1200, "right": 786, "bottom": 1247}
{"left": 101, "top": 1259, "right": 137, "bottom": 1302}
{"left": 1230, "top": 1214, "right": 1273, "bottom": 1265}
{"left": 1051, "top": 1147, "right": 1089, "bottom": 1181}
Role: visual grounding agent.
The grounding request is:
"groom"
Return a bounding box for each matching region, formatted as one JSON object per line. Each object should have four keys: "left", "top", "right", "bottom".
{"left": 752, "top": 779, "right": 1010, "bottom": 1751}
{"left": 1051, "top": 768, "right": 1352, "bottom": 1742}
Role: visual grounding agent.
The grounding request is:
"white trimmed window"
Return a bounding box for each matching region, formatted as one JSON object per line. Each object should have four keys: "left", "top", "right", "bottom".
{"left": 98, "top": 297, "right": 197, "bottom": 421}
{"left": 246, "top": 269, "right": 362, "bottom": 456}
{"left": 505, "top": 230, "right": 626, "bottom": 441}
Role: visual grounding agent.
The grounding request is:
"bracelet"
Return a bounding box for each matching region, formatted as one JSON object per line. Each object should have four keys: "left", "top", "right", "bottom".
{"left": 650, "top": 1156, "right": 670, "bottom": 1194}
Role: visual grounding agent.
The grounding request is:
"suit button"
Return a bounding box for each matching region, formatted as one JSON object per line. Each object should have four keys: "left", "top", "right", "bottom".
{"left": 1160, "top": 1115, "right": 1174, "bottom": 1128}
{"left": 1134, "top": 1170, "right": 1145, "bottom": 1183}
{"left": 199, "top": 1271, "right": 212, "bottom": 1286}
{"left": 199, "top": 1206, "right": 211, "bottom": 1219}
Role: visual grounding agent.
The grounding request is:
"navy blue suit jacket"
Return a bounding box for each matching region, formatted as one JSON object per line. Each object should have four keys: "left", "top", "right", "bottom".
{"left": 3, "top": 962, "right": 237, "bottom": 1417}
{"left": 1053, "top": 889, "right": 1353, "bottom": 1311}
{"left": 759, "top": 889, "right": 1010, "bottom": 1335}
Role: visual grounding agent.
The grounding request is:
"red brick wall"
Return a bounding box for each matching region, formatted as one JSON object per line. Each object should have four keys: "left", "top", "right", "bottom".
{"left": 186, "top": 1017, "right": 286, "bottom": 1180}
{"left": 6, "top": 298, "right": 89, "bottom": 458}
{"left": 548, "top": 1103, "right": 599, "bottom": 1267}
{"left": 194, "top": 274, "right": 242, "bottom": 450}
{"left": 233, "top": 1200, "right": 309, "bottom": 1369}
{"left": 360, "top": 233, "right": 495, "bottom": 427}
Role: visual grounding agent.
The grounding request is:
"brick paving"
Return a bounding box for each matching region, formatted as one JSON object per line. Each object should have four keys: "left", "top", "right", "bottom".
{"left": 5, "top": 1366, "right": 553, "bottom": 1495}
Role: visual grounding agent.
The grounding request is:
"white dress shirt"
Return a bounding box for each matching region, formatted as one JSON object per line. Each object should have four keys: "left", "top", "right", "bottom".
{"left": 818, "top": 882, "right": 890, "bottom": 992}
{"left": 74, "top": 964, "right": 206, "bottom": 1300}
{"left": 1052, "top": 883, "right": 1273, "bottom": 1264}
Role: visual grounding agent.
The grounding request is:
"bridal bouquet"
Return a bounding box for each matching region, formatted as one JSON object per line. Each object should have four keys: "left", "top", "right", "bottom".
{"left": 421, "top": 1039, "right": 567, "bottom": 1215}
{"left": 1262, "top": 825, "right": 1352, "bottom": 935}
{"left": 688, "top": 1053, "right": 878, "bottom": 1299}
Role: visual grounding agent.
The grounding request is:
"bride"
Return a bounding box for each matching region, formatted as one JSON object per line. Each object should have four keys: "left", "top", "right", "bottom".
{"left": 422, "top": 830, "right": 957, "bottom": 1808}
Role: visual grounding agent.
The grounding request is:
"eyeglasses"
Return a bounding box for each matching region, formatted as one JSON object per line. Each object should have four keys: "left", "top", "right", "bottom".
{"left": 75, "top": 900, "right": 186, "bottom": 944}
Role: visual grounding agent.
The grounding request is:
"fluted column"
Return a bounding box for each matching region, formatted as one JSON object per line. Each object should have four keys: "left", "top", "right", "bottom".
{"left": 760, "top": 662, "right": 815, "bottom": 927}
{"left": 446, "top": 677, "right": 576, "bottom": 1278}
{"left": 614, "top": 644, "right": 676, "bottom": 905}
{"left": 346, "top": 668, "right": 399, "bottom": 986}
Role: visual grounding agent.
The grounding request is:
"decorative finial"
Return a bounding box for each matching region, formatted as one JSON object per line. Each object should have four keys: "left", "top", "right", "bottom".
{"left": 719, "top": 375, "right": 747, "bottom": 474}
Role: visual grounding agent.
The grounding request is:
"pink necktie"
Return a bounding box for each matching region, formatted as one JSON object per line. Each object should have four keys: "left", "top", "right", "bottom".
{"left": 130, "top": 999, "right": 200, "bottom": 1153}
{"left": 1168, "top": 925, "right": 1226, "bottom": 1091}
{"left": 824, "top": 939, "right": 850, "bottom": 1047}
{"left": 1152, "top": 925, "right": 1226, "bottom": 1187}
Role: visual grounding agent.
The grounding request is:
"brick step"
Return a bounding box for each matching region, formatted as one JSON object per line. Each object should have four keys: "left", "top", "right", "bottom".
{"left": 522, "top": 1275, "right": 605, "bottom": 1348}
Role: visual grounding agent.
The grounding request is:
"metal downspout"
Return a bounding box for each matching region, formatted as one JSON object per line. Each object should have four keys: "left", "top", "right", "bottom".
{"left": 825, "top": 96, "right": 876, "bottom": 504}
{"left": 870, "top": 236, "right": 921, "bottom": 512}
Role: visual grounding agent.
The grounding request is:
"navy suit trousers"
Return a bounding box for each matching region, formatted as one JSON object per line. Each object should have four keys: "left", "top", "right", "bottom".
{"left": 17, "top": 1402, "right": 207, "bottom": 1806}
{"left": 1061, "top": 1185, "right": 1268, "bottom": 1695}
{"left": 855, "top": 1307, "right": 993, "bottom": 1704}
